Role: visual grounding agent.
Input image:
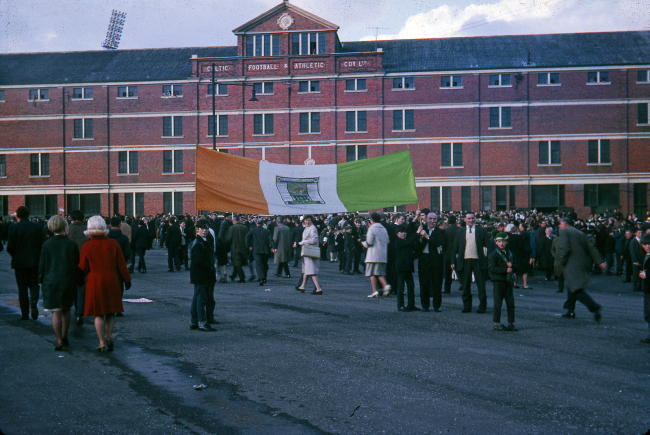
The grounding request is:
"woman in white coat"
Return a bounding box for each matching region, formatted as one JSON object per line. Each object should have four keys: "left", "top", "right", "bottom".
{"left": 296, "top": 215, "right": 323, "bottom": 294}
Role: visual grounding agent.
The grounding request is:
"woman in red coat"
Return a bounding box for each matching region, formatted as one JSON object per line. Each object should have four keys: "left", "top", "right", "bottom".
{"left": 79, "top": 216, "right": 131, "bottom": 351}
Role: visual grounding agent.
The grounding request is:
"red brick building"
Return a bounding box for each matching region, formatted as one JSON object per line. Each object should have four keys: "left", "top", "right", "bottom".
{"left": 1, "top": 1, "right": 649, "bottom": 219}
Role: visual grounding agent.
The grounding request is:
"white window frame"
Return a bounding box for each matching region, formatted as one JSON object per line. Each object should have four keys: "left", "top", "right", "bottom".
{"left": 440, "top": 76, "right": 463, "bottom": 89}
{"left": 392, "top": 77, "right": 415, "bottom": 90}
{"left": 346, "top": 145, "right": 367, "bottom": 161}
{"left": 392, "top": 109, "right": 415, "bottom": 132}
{"left": 538, "top": 140, "right": 561, "bottom": 166}
{"left": 489, "top": 106, "right": 512, "bottom": 129}
{"left": 163, "top": 116, "right": 183, "bottom": 138}
{"left": 299, "top": 112, "right": 320, "bottom": 134}
{"left": 118, "top": 151, "right": 138, "bottom": 175}
{"left": 163, "top": 150, "right": 183, "bottom": 174}
{"left": 587, "top": 71, "right": 610, "bottom": 85}
{"left": 30, "top": 153, "right": 49, "bottom": 177}
{"left": 162, "top": 84, "right": 183, "bottom": 98}
{"left": 637, "top": 102, "right": 649, "bottom": 125}
{"left": 73, "top": 118, "right": 94, "bottom": 140}
{"left": 117, "top": 86, "right": 138, "bottom": 98}
{"left": 488, "top": 74, "right": 511, "bottom": 87}
{"left": 253, "top": 114, "right": 274, "bottom": 135}
{"left": 298, "top": 80, "right": 320, "bottom": 93}
{"left": 587, "top": 139, "right": 611, "bottom": 165}
{"left": 345, "top": 110, "right": 367, "bottom": 133}
{"left": 72, "top": 87, "right": 93, "bottom": 100}
{"left": 0, "top": 154, "right": 6, "bottom": 177}
{"left": 441, "top": 143, "right": 463, "bottom": 168}
{"left": 28, "top": 89, "right": 49, "bottom": 101}
{"left": 345, "top": 78, "right": 367, "bottom": 92}
{"left": 637, "top": 70, "right": 650, "bottom": 84}
{"left": 207, "top": 83, "right": 228, "bottom": 96}
{"left": 537, "top": 72, "right": 561, "bottom": 86}
{"left": 253, "top": 82, "right": 274, "bottom": 95}
{"left": 292, "top": 33, "right": 325, "bottom": 55}
{"left": 208, "top": 115, "right": 229, "bottom": 137}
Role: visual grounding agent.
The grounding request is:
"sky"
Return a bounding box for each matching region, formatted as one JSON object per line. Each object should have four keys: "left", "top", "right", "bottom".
{"left": 0, "top": 0, "right": 648, "bottom": 53}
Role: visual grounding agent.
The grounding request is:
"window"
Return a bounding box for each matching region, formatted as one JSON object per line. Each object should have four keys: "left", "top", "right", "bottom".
{"left": 392, "top": 77, "right": 415, "bottom": 90}
{"left": 489, "top": 74, "right": 511, "bottom": 86}
{"left": 117, "top": 86, "right": 137, "bottom": 98}
{"left": 163, "top": 192, "right": 184, "bottom": 214}
{"left": 72, "top": 87, "right": 92, "bottom": 99}
{"left": 587, "top": 71, "right": 610, "bottom": 84}
{"left": 118, "top": 151, "right": 138, "bottom": 174}
{"left": 208, "top": 115, "right": 228, "bottom": 136}
{"left": 430, "top": 187, "right": 440, "bottom": 212}
{"left": 537, "top": 73, "right": 560, "bottom": 85}
{"left": 162, "top": 85, "right": 182, "bottom": 97}
{"left": 253, "top": 82, "right": 274, "bottom": 95}
{"left": 0, "top": 90, "right": 5, "bottom": 101}
{"left": 1, "top": 195, "right": 9, "bottom": 217}
{"left": 496, "top": 186, "right": 507, "bottom": 211}
{"left": 163, "top": 150, "right": 183, "bottom": 174}
{"left": 638, "top": 70, "right": 649, "bottom": 83}
{"left": 291, "top": 32, "right": 326, "bottom": 55}
{"left": 345, "top": 79, "right": 366, "bottom": 91}
{"left": 489, "top": 107, "right": 511, "bottom": 128}
{"left": 346, "top": 145, "right": 367, "bottom": 162}
{"left": 441, "top": 143, "right": 463, "bottom": 167}
{"left": 73, "top": 119, "right": 93, "bottom": 139}
{"left": 584, "top": 184, "right": 619, "bottom": 210}
{"left": 588, "top": 139, "right": 610, "bottom": 164}
{"left": 246, "top": 34, "right": 280, "bottom": 57}
{"left": 442, "top": 187, "right": 452, "bottom": 211}
{"left": 539, "top": 140, "right": 561, "bottom": 165}
{"left": 0, "top": 154, "right": 5, "bottom": 177}
{"left": 638, "top": 103, "right": 649, "bottom": 125}
{"left": 163, "top": 116, "right": 183, "bottom": 137}
{"left": 298, "top": 80, "right": 320, "bottom": 93}
{"left": 393, "top": 110, "right": 415, "bottom": 131}
{"left": 509, "top": 186, "right": 516, "bottom": 209}
{"left": 461, "top": 186, "right": 471, "bottom": 211}
{"left": 29, "top": 89, "right": 49, "bottom": 101}
{"left": 30, "top": 153, "right": 49, "bottom": 176}
{"left": 345, "top": 111, "right": 367, "bottom": 132}
{"left": 481, "top": 186, "right": 492, "bottom": 211}
{"left": 299, "top": 112, "right": 320, "bottom": 133}
{"left": 125, "top": 193, "right": 133, "bottom": 216}
{"left": 207, "top": 84, "right": 228, "bottom": 95}
{"left": 254, "top": 114, "right": 274, "bottom": 135}
{"left": 67, "top": 194, "right": 101, "bottom": 216}
{"left": 441, "top": 76, "right": 462, "bottom": 88}
{"left": 25, "top": 195, "right": 57, "bottom": 217}
{"left": 634, "top": 183, "right": 648, "bottom": 217}
{"left": 532, "top": 185, "right": 565, "bottom": 209}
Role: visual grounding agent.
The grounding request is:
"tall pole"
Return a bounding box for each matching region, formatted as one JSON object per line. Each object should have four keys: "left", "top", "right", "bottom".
{"left": 212, "top": 63, "right": 216, "bottom": 150}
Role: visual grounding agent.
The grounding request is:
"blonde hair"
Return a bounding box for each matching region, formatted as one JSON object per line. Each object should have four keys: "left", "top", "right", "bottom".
{"left": 47, "top": 215, "right": 67, "bottom": 234}
{"left": 84, "top": 215, "right": 109, "bottom": 237}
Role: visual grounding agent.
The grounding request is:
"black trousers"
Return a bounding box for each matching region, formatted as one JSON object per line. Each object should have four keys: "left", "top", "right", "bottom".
{"left": 231, "top": 265, "right": 246, "bottom": 281}
{"left": 397, "top": 271, "right": 415, "bottom": 309}
{"left": 563, "top": 288, "right": 600, "bottom": 313}
{"left": 136, "top": 247, "right": 147, "bottom": 271}
{"left": 443, "top": 260, "right": 454, "bottom": 293}
{"left": 460, "top": 259, "right": 487, "bottom": 311}
{"left": 354, "top": 248, "right": 363, "bottom": 273}
{"left": 417, "top": 256, "right": 443, "bottom": 310}
{"left": 276, "top": 262, "right": 290, "bottom": 276}
{"left": 15, "top": 267, "right": 40, "bottom": 317}
{"left": 492, "top": 280, "right": 515, "bottom": 324}
{"left": 254, "top": 253, "right": 269, "bottom": 281}
{"left": 293, "top": 245, "right": 302, "bottom": 267}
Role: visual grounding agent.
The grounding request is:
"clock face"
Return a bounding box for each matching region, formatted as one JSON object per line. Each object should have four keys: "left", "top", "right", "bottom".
{"left": 277, "top": 13, "right": 294, "bottom": 30}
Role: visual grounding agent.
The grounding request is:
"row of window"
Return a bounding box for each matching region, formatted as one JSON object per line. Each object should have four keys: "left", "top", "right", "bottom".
{"left": 246, "top": 32, "right": 327, "bottom": 57}
{"left": 8, "top": 70, "right": 648, "bottom": 104}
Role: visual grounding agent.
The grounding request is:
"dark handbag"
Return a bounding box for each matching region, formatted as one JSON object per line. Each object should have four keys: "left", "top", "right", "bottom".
{"left": 301, "top": 243, "right": 320, "bottom": 258}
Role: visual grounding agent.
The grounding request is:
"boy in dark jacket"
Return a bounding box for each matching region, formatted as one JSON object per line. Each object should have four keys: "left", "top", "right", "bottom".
{"left": 488, "top": 232, "right": 518, "bottom": 331}
{"left": 190, "top": 220, "right": 217, "bottom": 331}
{"left": 343, "top": 226, "right": 355, "bottom": 275}
{"left": 395, "top": 225, "right": 422, "bottom": 312}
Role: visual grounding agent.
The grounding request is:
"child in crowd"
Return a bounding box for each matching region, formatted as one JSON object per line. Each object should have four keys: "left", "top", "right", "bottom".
{"left": 488, "top": 232, "right": 518, "bottom": 331}
{"left": 394, "top": 225, "right": 422, "bottom": 311}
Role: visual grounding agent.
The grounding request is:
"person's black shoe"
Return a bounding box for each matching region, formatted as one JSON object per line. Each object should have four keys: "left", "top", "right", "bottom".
{"left": 116, "top": 312, "right": 124, "bottom": 317}
{"left": 410, "top": 306, "right": 421, "bottom": 311}
{"left": 185, "top": 267, "right": 190, "bottom": 270}
{"left": 640, "top": 336, "right": 650, "bottom": 344}
{"left": 443, "top": 290, "right": 451, "bottom": 294}
{"left": 229, "top": 274, "right": 236, "bottom": 282}
{"left": 248, "top": 276, "right": 257, "bottom": 282}
{"left": 494, "top": 324, "right": 509, "bottom": 331}
{"left": 31, "top": 305, "right": 38, "bottom": 320}
{"left": 168, "top": 269, "right": 174, "bottom": 272}
{"left": 206, "top": 319, "right": 220, "bottom": 325}
{"left": 20, "top": 315, "right": 29, "bottom": 321}
{"left": 76, "top": 315, "right": 83, "bottom": 325}
{"left": 295, "top": 286, "right": 305, "bottom": 293}
{"left": 433, "top": 308, "right": 441, "bottom": 312}
{"left": 198, "top": 324, "right": 215, "bottom": 331}
{"left": 594, "top": 308, "right": 602, "bottom": 323}
{"left": 273, "top": 273, "right": 282, "bottom": 277}
{"left": 284, "top": 275, "right": 291, "bottom": 278}
{"left": 311, "top": 290, "right": 323, "bottom": 295}
{"left": 562, "top": 311, "right": 576, "bottom": 319}
{"left": 623, "top": 280, "right": 631, "bottom": 283}
{"left": 476, "top": 309, "right": 486, "bottom": 314}
{"left": 461, "top": 308, "right": 472, "bottom": 313}
{"left": 176, "top": 266, "right": 181, "bottom": 271}
{"left": 507, "top": 324, "right": 518, "bottom": 332}
{"left": 421, "top": 307, "right": 429, "bottom": 312}
{"left": 259, "top": 281, "right": 265, "bottom": 286}
{"left": 190, "top": 324, "right": 199, "bottom": 330}
{"left": 398, "top": 306, "right": 406, "bottom": 312}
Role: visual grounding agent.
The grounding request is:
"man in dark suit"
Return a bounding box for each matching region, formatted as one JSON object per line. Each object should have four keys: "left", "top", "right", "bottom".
{"left": 7, "top": 206, "right": 46, "bottom": 320}
{"left": 164, "top": 218, "right": 183, "bottom": 272}
{"left": 416, "top": 212, "right": 445, "bottom": 312}
{"left": 451, "top": 212, "right": 491, "bottom": 313}
{"left": 291, "top": 218, "right": 304, "bottom": 267}
{"left": 443, "top": 215, "right": 460, "bottom": 293}
{"left": 631, "top": 227, "right": 644, "bottom": 292}
{"left": 246, "top": 218, "right": 272, "bottom": 285}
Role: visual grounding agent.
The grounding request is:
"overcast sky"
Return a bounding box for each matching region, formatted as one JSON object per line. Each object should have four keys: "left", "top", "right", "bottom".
{"left": 1, "top": 0, "right": 648, "bottom": 53}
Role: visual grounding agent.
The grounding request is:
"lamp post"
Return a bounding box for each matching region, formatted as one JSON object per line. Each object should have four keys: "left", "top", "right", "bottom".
{"left": 211, "top": 63, "right": 258, "bottom": 151}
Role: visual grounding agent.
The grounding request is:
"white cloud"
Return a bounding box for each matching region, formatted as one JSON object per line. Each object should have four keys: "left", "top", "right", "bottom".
{"left": 367, "top": 0, "right": 648, "bottom": 40}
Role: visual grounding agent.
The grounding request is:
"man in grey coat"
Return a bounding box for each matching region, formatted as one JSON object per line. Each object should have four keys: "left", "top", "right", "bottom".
{"left": 556, "top": 218, "right": 606, "bottom": 321}
{"left": 272, "top": 217, "right": 292, "bottom": 278}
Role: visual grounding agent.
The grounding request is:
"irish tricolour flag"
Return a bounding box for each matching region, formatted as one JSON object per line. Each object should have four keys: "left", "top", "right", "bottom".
{"left": 195, "top": 146, "right": 418, "bottom": 214}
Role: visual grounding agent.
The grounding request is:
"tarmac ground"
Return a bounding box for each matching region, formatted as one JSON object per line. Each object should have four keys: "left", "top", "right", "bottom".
{"left": 0, "top": 244, "right": 649, "bottom": 435}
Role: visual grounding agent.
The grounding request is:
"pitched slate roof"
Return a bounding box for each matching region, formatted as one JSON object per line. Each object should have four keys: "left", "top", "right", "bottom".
{"left": 342, "top": 31, "right": 650, "bottom": 72}
{"left": 0, "top": 47, "right": 236, "bottom": 86}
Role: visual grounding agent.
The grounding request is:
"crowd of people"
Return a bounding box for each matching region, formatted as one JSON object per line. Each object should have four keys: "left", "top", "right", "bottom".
{"left": 1, "top": 205, "right": 649, "bottom": 347}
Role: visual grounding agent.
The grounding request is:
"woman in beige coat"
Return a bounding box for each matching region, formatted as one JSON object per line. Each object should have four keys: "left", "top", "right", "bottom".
{"left": 297, "top": 216, "right": 323, "bottom": 294}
